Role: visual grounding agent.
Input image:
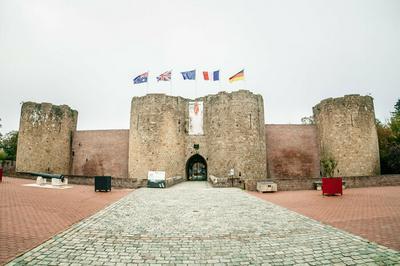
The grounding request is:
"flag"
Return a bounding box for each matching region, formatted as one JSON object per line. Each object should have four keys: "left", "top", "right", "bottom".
{"left": 133, "top": 72, "right": 148, "bottom": 84}
{"left": 203, "top": 70, "right": 219, "bottom": 81}
{"left": 194, "top": 101, "right": 199, "bottom": 114}
{"left": 203, "top": 71, "right": 209, "bottom": 81}
{"left": 157, "top": 70, "right": 171, "bottom": 82}
{"left": 213, "top": 70, "right": 220, "bottom": 81}
{"left": 181, "top": 70, "right": 196, "bottom": 80}
{"left": 229, "top": 69, "right": 244, "bottom": 83}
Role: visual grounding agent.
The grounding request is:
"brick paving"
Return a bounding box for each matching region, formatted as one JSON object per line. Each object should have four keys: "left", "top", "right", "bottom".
{"left": 250, "top": 186, "right": 400, "bottom": 251}
{"left": 0, "top": 176, "right": 132, "bottom": 265}
{"left": 8, "top": 182, "right": 400, "bottom": 265}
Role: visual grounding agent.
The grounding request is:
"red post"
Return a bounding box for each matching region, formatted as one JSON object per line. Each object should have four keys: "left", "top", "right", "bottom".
{"left": 0, "top": 167, "right": 3, "bottom": 183}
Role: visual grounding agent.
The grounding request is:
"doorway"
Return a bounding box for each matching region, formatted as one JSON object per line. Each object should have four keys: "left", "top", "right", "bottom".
{"left": 186, "top": 154, "right": 207, "bottom": 181}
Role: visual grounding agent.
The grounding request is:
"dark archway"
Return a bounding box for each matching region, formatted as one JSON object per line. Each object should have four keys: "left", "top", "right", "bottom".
{"left": 186, "top": 154, "right": 207, "bottom": 181}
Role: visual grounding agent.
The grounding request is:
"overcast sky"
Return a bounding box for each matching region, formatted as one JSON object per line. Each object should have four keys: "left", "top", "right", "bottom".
{"left": 0, "top": 0, "right": 399, "bottom": 134}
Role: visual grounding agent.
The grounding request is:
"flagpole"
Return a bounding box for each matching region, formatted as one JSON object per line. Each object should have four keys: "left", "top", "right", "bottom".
{"left": 171, "top": 70, "right": 173, "bottom": 95}
{"left": 147, "top": 70, "right": 150, "bottom": 95}
{"left": 195, "top": 69, "right": 198, "bottom": 99}
{"left": 217, "top": 70, "right": 221, "bottom": 94}
{"left": 243, "top": 69, "right": 247, "bottom": 91}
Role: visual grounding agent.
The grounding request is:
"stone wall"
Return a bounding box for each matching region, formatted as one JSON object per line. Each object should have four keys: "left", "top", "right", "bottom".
{"left": 268, "top": 175, "right": 400, "bottom": 191}
{"left": 206, "top": 90, "right": 266, "bottom": 181}
{"left": 16, "top": 102, "right": 78, "bottom": 174}
{"left": 313, "top": 95, "right": 380, "bottom": 177}
{"left": 129, "top": 94, "right": 187, "bottom": 181}
{"left": 128, "top": 90, "right": 267, "bottom": 186}
{"left": 266, "top": 124, "right": 320, "bottom": 179}
{"left": 71, "top": 130, "right": 129, "bottom": 178}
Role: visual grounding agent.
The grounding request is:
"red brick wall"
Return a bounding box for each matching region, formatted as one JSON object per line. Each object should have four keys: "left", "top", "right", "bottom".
{"left": 72, "top": 130, "right": 129, "bottom": 178}
{"left": 266, "top": 125, "right": 320, "bottom": 179}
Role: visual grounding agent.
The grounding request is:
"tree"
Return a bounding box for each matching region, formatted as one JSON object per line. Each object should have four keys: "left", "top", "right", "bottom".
{"left": 376, "top": 98, "right": 400, "bottom": 174}
{"left": 393, "top": 98, "right": 400, "bottom": 116}
{"left": 0, "top": 149, "right": 6, "bottom": 161}
{"left": 389, "top": 98, "right": 400, "bottom": 142}
{"left": 0, "top": 131, "right": 18, "bottom": 161}
{"left": 301, "top": 115, "right": 315, "bottom": 125}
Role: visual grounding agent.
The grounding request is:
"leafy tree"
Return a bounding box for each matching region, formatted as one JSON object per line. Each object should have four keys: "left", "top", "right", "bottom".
{"left": 387, "top": 145, "right": 400, "bottom": 171}
{"left": 393, "top": 98, "right": 400, "bottom": 116}
{"left": 320, "top": 157, "right": 337, "bottom": 177}
{"left": 301, "top": 115, "right": 315, "bottom": 125}
{"left": 0, "top": 148, "right": 6, "bottom": 161}
{"left": 0, "top": 131, "right": 18, "bottom": 161}
{"left": 389, "top": 99, "right": 400, "bottom": 142}
{"left": 376, "top": 98, "right": 400, "bottom": 174}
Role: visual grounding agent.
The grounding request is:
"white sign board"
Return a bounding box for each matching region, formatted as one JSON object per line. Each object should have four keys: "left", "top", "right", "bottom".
{"left": 147, "top": 171, "right": 166, "bottom": 182}
{"left": 189, "top": 101, "right": 203, "bottom": 135}
{"left": 229, "top": 168, "right": 235, "bottom": 176}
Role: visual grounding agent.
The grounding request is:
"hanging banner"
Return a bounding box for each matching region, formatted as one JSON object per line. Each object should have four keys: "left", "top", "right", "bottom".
{"left": 189, "top": 101, "right": 204, "bottom": 135}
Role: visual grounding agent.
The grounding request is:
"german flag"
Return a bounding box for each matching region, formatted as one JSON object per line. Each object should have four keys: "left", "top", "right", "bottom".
{"left": 229, "top": 69, "right": 245, "bottom": 83}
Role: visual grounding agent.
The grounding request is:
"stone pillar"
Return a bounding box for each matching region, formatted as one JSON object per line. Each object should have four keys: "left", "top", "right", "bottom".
{"left": 16, "top": 102, "right": 78, "bottom": 174}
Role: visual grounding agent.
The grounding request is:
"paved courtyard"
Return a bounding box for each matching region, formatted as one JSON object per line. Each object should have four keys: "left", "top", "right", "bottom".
{"left": 250, "top": 186, "right": 400, "bottom": 251}
{"left": 8, "top": 181, "right": 399, "bottom": 265}
{"left": 0, "top": 177, "right": 132, "bottom": 265}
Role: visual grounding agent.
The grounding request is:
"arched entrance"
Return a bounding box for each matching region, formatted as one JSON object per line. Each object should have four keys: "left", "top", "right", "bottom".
{"left": 186, "top": 154, "right": 207, "bottom": 181}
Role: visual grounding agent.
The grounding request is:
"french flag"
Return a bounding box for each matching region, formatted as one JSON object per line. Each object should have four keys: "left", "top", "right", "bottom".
{"left": 203, "top": 70, "right": 219, "bottom": 81}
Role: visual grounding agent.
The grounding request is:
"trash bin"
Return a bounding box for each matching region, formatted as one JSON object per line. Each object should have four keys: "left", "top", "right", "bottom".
{"left": 94, "top": 176, "right": 111, "bottom": 192}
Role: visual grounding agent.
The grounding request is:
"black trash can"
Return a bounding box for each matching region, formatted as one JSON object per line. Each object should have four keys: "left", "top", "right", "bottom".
{"left": 95, "top": 176, "right": 111, "bottom": 192}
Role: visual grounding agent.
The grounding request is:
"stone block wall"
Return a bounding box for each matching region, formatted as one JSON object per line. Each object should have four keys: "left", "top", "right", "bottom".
{"left": 16, "top": 102, "right": 77, "bottom": 174}
{"left": 266, "top": 124, "right": 320, "bottom": 179}
{"left": 71, "top": 130, "right": 129, "bottom": 178}
{"left": 129, "top": 94, "right": 187, "bottom": 181}
{"left": 128, "top": 90, "right": 267, "bottom": 186}
{"left": 206, "top": 90, "right": 266, "bottom": 181}
{"left": 313, "top": 95, "right": 380, "bottom": 177}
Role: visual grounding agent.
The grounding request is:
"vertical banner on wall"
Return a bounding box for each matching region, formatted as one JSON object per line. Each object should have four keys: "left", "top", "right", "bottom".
{"left": 189, "top": 101, "right": 204, "bottom": 135}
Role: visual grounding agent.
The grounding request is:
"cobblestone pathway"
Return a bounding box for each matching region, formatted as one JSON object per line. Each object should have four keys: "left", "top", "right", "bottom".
{"left": 8, "top": 182, "right": 400, "bottom": 265}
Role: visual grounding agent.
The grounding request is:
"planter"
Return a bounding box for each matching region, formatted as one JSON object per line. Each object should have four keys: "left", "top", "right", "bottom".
{"left": 322, "top": 177, "right": 343, "bottom": 196}
{"left": 95, "top": 176, "right": 112, "bottom": 192}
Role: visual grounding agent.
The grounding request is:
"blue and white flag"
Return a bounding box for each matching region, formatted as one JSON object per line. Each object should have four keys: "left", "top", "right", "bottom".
{"left": 213, "top": 70, "right": 220, "bottom": 81}
{"left": 181, "top": 70, "right": 196, "bottom": 80}
{"left": 133, "top": 72, "right": 148, "bottom": 84}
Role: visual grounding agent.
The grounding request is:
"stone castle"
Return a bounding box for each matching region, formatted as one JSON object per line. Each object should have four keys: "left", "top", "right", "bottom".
{"left": 15, "top": 90, "right": 380, "bottom": 190}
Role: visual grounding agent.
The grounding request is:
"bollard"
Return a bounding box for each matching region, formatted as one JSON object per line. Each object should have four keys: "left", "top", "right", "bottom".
{"left": 0, "top": 167, "right": 3, "bottom": 182}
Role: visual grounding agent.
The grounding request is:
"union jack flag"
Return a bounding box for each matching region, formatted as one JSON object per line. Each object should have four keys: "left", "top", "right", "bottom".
{"left": 157, "top": 70, "right": 172, "bottom": 82}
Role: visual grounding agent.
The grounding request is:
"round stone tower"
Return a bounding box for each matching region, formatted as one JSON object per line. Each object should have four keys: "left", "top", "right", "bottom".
{"left": 16, "top": 102, "right": 78, "bottom": 174}
{"left": 313, "top": 94, "right": 380, "bottom": 177}
{"left": 128, "top": 94, "right": 187, "bottom": 183}
{"left": 206, "top": 90, "right": 267, "bottom": 186}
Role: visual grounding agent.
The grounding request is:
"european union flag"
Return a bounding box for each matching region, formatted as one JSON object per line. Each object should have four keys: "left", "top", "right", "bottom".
{"left": 133, "top": 72, "right": 148, "bottom": 84}
{"left": 213, "top": 70, "right": 220, "bottom": 81}
{"left": 181, "top": 70, "right": 196, "bottom": 80}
